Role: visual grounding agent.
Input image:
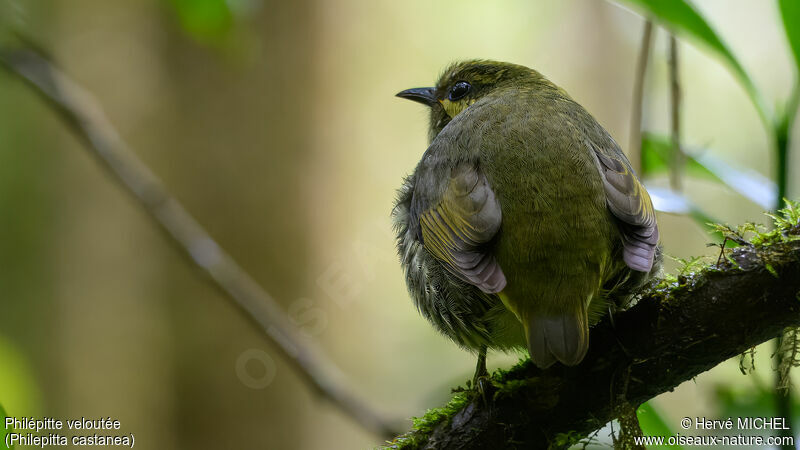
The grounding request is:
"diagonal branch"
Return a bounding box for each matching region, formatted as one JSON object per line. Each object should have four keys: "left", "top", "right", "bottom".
{"left": 387, "top": 219, "right": 800, "bottom": 449}
{"left": 0, "top": 45, "right": 400, "bottom": 439}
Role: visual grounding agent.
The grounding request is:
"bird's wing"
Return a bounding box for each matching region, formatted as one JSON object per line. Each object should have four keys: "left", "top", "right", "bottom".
{"left": 412, "top": 163, "right": 506, "bottom": 293}
{"left": 591, "top": 144, "right": 659, "bottom": 272}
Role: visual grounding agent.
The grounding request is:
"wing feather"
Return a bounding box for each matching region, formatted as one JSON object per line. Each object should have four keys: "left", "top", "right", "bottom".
{"left": 416, "top": 164, "right": 506, "bottom": 293}
{"left": 591, "top": 145, "right": 659, "bottom": 272}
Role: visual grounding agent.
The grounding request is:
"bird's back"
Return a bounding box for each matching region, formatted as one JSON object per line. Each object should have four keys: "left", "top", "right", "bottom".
{"left": 475, "top": 84, "right": 620, "bottom": 304}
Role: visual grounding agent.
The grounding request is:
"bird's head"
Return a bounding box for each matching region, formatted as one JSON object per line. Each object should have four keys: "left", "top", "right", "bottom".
{"left": 396, "top": 60, "right": 545, "bottom": 140}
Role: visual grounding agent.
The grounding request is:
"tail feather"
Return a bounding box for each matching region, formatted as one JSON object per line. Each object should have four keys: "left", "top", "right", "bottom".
{"left": 525, "top": 307, "right": 589, "bottom": 368}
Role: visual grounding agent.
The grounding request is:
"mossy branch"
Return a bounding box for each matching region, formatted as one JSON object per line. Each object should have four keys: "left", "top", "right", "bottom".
{"left": 386, "top": 203, "right": 800, "bottom": 449}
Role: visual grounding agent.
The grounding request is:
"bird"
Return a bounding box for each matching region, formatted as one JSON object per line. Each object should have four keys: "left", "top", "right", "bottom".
{"left": 392, "top": 60, "right": 660, "bottom": 381}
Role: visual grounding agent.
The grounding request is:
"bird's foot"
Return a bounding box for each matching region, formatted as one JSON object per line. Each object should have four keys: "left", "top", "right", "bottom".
{"left": 470, "top": 346, "right": 493, "bottom": 407}
{"left": 472, "top": 375, "right": 493, "bottom": 408}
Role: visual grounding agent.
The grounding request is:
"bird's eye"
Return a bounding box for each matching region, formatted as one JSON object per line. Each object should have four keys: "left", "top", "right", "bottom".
{"left": 448, "top": 81, "right": 471, "bottom": 101}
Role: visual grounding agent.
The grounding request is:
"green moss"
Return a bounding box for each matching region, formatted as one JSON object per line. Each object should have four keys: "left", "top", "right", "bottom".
{"left": 382, "top": 391, "right": 471, "bottom": 449}
{"left": 766, "top": 263, "right": 779, "bottom": 278}
{"left": 491, "top": 357, "right": 532, "bottom": 384}
{"left": 552, "top": 430, "right": 583, "bottom": 448}
{"left": 650, "top": 251, "right": 720, "bottom": 299}
{"left": 711, "top": 199, "right": 800, "bottom": 249}
{"left": 491, "top": 378, "right": 536, "bottom": 400}
{"left": 674, "top": 255, "right": 710, "bottom": 275}
{"left": 665, "top": 199, "right": 800, "bottom": 297}
{"left": 651, "top": 258, "right": 708, "bottom": 300}
{"left": 411, "top": 392, "right": 470, "bottom": 432}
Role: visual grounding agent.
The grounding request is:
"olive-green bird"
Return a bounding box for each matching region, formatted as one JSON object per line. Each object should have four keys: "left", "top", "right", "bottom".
{"left": 393, "top": 60, "right": 660, "bottom": 377}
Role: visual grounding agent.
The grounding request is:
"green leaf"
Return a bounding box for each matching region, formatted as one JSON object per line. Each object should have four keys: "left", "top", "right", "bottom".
{"left": 0, "top": 403, "right": 12, "bottom": 450}
{"left": 637, "top": 402, "right": 683, "bottom": 449}
{"left": 640, "top": 135, "right": 668, "bottom": 176}
{"left": 779, "top": 0, "right": 800, "bottom": 72}
{"left": 641, "top": 134, "right": 720, "bottom": 182}
{"left": 618, "top": 0, "right": 769, "bottom": 127}
{"left": 778, "top": 0, "right": 800, "bottom": 180}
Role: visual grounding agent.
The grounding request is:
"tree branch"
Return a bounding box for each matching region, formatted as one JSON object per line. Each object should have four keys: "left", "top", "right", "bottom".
{"left": 0, "top": 44, "right": 400, "bottom": 439}
{"left": 388, "top": 217, "right": 800, "bottom": 449}
{"left": 668, "top": 34, "right": 685, "bottom": 192}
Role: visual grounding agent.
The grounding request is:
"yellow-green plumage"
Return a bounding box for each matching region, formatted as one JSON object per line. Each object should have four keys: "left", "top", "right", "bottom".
{"left": 393, "top": 60, "right": 660, "bottom": 370}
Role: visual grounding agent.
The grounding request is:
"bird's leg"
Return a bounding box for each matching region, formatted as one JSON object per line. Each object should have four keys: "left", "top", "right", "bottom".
{"left": 473, "top": 345, "right": 488, "bottom": 386}
{"left": 471, "top": 345, "right": 493, "bottom": 408}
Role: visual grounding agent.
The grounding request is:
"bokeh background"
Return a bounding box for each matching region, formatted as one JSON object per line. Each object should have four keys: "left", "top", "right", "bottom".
{"left": 0, "top": 0, "right": 798, "bottom": 448}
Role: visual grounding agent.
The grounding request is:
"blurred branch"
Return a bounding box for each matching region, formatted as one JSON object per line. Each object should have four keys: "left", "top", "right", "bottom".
{"left": 629, "top": 19, "right": 653, "bottom": 174}
{"left": 0, "top": 44, "right": 400, "bottom": 439}
{"left": 388, "top": 216, "right": 800, "bottom": 448}
{"left": 615, "top": 0, "right": 771, "bottom": 130}
{"left": 776, "top": 111, "right": 793, "bottom": 212}
{"left": 668, "top": 34, "right": 685, "bottom": 192}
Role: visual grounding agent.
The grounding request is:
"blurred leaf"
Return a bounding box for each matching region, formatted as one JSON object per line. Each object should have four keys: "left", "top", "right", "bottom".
{"left": 646, "top": 185, "right": 722, "bottom": 238}
{"left": 641, "top": 134, "right": 777, "bottom": 209}
{"left": 715, "top": 382, "right": 800, "bottom": 436}
{"left": 637, "top": 402, "right": 682, "bottom": 449}
{"left": 641, "top": 141, "right": 668, "bottom": 176}
{"left": 779, "top": 0, "right": 800, "bottom": 72}
{"left": 646, "top": 185, "right": 693, "bottom": 215}
{"left": 692, "top": 153, "right": 777, "bottom": 210}
{"left": 0, "top": 336, "right": 39, "bottom": 420}
{"left": 168, "top": 0, "right": 233, "bottom": 43}
{"left": 0, "top": 403, "right": 11, "bottom": 449}
{"left": 617, "top": 0, "right": 769, "bottom": 126}
{"left": 778, "top": 0, "right": 800, "bottom": 159}
{"left": 641, "top": 134, "right": 719, "bottom": 182}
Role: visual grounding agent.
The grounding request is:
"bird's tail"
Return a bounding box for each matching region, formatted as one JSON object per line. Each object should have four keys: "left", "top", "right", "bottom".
{"left": 524, "top": 301, "right": 589, "bottom": 369}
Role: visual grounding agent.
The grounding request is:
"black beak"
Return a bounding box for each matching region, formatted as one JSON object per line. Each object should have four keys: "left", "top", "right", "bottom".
{"left": 396, "top": 87, "right": 437, "bottom": 107}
